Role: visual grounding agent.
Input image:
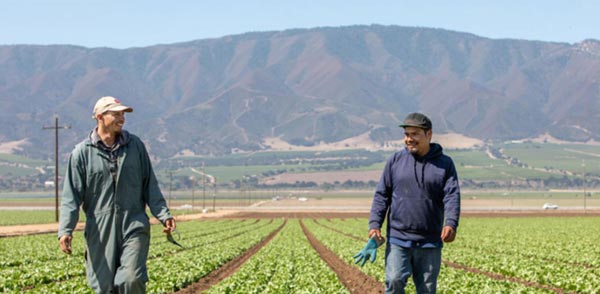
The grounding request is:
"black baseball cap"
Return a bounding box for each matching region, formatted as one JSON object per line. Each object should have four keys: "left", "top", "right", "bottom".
{"left": 399, "top": 112, "right": 432, "bottom": 130}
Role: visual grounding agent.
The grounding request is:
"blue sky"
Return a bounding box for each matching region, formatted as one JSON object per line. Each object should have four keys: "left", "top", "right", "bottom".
{"left": 1, "top": 0, "right": 598, "bottom": 49}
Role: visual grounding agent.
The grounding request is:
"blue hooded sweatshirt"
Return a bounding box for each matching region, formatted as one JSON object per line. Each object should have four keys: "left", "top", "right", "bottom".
{"left": 369, "top": 143, "right": 460, "bottom": 243}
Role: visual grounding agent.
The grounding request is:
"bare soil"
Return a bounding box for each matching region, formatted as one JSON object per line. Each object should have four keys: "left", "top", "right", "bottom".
{"left": 262, "top": 132, "right": 483, "bottom": 151}
{"left": 0, "top": 223, "right": 84, "bottom": 238}
{"left": 0, "top": 209, "right": 240, "bottom": 237}
{"left": 300, "top": 220, "right": 384, "bottom": 293}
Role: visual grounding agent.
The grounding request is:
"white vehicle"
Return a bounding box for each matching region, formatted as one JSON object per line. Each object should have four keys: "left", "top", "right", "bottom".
{"left": 543, "top": 203, "right": 559, "bottom": 210}
{"left": 298, "top": 197, "right": 308, "bottom": 202}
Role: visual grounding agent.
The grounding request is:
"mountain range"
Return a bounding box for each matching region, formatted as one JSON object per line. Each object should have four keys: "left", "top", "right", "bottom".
{"left": 0, "top": 25, "right": 599, "bottom": 159}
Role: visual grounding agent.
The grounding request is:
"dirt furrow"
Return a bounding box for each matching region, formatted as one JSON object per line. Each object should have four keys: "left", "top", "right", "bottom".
{"left": 174, "top": 220, "right": 286, "bottom": 293}
{"left": 312, "top": 218, "right": 573, "bottom": 293}
{"left": 299, "top": 219, "right": 384, "bottom": 294}
{"left": 443, "top": 261, "right": 573, "bottom": 294}
{"left": 312, "top": 218, "right": 364, "bottom": 242}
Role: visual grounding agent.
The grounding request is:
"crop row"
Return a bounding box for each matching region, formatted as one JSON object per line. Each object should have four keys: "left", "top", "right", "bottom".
{"left": 306, "top": 218, "right": 545, "bottom": 292}
{"left": 145, "top": 219, "right": 283, "bottom": 293}
{"left": 444, "top": 217, "right": 600, "bottom": 293}
{"left": 0, "top": 219, "right": 242, "bottom": 289}
{"left": 1, "top": 216, "right": 599, "bottom": 293}
{"left": 0, "top": 219, "right": 282, "bottom": 293}
{"left": 319, "top": 217, "right": 600, "bottom": 293}
{"left": 0, "top": 219, "right": 244, "bottom": 268}
{"left": 206, "top": 219, "right": 347, "bottom": 293}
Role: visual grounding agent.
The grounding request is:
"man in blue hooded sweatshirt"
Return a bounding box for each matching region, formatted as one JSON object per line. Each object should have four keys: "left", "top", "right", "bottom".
{"left": 368, "top": 112, "right": 461, "bottom": 293}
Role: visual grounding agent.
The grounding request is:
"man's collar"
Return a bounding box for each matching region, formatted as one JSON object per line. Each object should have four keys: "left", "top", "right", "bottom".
{"left": 89, "top": 128, "right": 128, "bottom": 149}
{"left": 90, "top": 128, "right": 103, "bottom": 145}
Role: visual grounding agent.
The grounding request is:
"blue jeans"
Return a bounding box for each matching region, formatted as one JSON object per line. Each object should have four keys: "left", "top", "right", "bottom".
{"left": 385, "top": 243, "right": 442, "bottom": 294}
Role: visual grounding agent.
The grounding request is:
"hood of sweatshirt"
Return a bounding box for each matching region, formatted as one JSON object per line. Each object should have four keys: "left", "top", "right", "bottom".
{"left": 412, "top": 143, "right": 443, "bottom": 188}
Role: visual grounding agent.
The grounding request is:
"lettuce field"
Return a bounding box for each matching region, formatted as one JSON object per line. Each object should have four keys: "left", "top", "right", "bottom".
{"left": 1, "top": 214, "right": 598, "bottom": 293}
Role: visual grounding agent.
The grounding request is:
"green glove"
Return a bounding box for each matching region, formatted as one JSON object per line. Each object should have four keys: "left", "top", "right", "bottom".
{"left": 353, "top": 237, "right": 383, "bottom": 266}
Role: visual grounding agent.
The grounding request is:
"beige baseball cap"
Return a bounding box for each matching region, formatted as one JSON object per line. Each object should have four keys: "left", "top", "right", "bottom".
{"left": 92, "top": 96, "right": 133, "bottom": 118}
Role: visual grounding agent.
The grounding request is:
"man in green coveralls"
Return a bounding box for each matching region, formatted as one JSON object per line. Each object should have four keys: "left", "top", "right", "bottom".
{"left": 58, "top": 96, "right": 176, "bottom": 293}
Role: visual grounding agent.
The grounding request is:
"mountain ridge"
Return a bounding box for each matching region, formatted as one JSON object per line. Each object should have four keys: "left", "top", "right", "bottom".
{"left": 0, "top": 25, "right": 598, "bottom": 159}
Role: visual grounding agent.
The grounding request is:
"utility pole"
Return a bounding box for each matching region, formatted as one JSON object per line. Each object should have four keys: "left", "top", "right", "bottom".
{"left": 168, "top": 170, "right": 173, "bottom": 208}
{"left": 202, "top": 161, "right": 206, "bottom": 210}
{"left": 189, "top": 166, "right": 214, "bottom": 212}
{"left": 212, "top": 177, "right": 217, "bottom": 212}
{"left": 190, "top": 176, "right": 195, "bottom": 211}
{"left": 509, "top": 178, "right": 513, "bottom": 208}
{"left": 43, "top": 115, "right": 70, "bottom": 222}
{"left": 582, "top": 160, "right": 586, "bottom": 211}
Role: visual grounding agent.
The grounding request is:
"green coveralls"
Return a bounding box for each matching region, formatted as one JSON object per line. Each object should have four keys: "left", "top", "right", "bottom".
{"left": 59, "top": 131, "right": 172, "bottom": 293}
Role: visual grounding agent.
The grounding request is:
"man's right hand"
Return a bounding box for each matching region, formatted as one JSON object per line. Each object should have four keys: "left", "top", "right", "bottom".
{"left": 59, "top": 235, "right": 73, "bottom": 254}
{"left": 354, "top": 238, "right": 380, "bottom": 266}
{"left": 163, "top": 218, "right": 176, "bottom": 234}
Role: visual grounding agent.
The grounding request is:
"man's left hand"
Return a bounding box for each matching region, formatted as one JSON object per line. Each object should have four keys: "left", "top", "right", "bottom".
{"left": 441, "top": 226, "right": 456, "bottom": 243}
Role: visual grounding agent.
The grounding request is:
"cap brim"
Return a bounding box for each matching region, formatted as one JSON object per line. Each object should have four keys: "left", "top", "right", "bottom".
{"left": 399, "top": 124, "right": 426, "bottom": 129}
{"left": 106, "top": 105, "right": 133, "bottom": 113}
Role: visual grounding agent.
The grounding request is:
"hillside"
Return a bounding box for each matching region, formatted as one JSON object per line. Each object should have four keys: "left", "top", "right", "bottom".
{"left": 0, "top": 25, "right": 599, "bottom": 159}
